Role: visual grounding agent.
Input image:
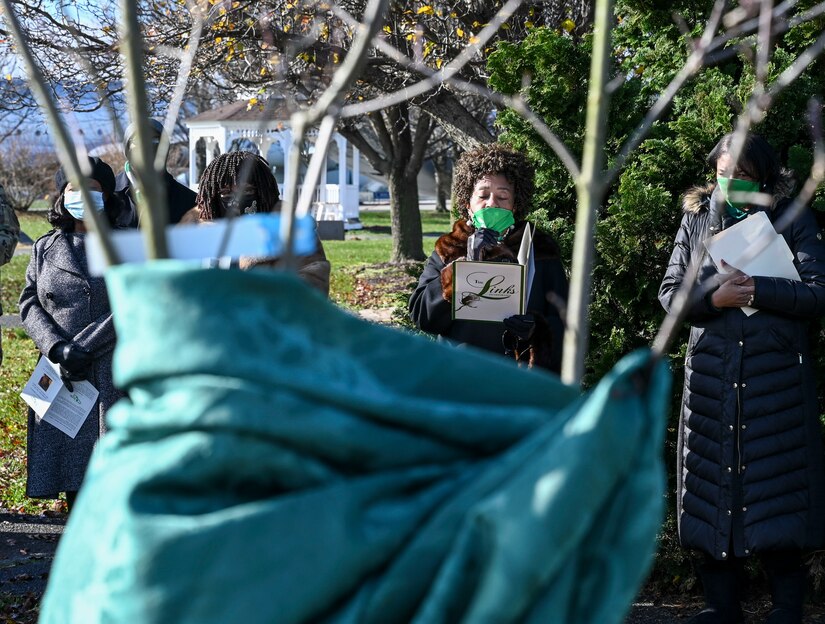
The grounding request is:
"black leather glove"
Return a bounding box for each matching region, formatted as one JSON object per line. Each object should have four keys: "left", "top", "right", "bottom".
{"left": 503, "top": 314, "right": 536, "bottom": 341}
{"left": 49, "top": 342, "right": 93, "bottom": 391}
{"left": 466, "top": 227, "right": 500, "bottom": 261}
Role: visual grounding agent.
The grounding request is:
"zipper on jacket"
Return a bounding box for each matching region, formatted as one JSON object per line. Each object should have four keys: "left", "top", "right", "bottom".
{"left": 736, "top": 383, "right": 743, "bottom": 474}
{"left": 799, "top": 353, "right": 803, "bottom": 364}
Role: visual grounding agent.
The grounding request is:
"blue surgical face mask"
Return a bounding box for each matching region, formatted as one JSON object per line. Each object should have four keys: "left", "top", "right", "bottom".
{"left": 63, "top": 190, "right": 105, "bottom": 221}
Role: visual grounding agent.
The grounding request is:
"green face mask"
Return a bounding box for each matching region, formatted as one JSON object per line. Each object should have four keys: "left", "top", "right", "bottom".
{"left": 717, "top": 177, "right": 760, "bottom": 219}
{"left": 471, "top": 207, "right": 515, "bottom": 237}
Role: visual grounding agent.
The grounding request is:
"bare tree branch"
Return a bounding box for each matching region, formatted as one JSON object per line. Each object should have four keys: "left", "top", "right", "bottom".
{"left": 0, "top": 0, "right": 119, "bottom": 264}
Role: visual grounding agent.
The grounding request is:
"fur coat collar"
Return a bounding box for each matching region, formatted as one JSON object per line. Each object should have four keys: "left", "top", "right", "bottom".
{"left": 435, "top": 218, "right": 561, "bottom": 265}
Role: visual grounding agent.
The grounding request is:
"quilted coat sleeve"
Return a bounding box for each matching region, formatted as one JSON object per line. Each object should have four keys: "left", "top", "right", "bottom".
{"left": 409, "top": 251, "right": 453, "bottom": 335}
{"left": 752, "top": 206, "right": 825, "bottom": 318}
{"left": 658, "top": 212, "right": 721, "bottom": 322}
{"left": 19, "top": 238, "right": 70, "bottom": 357}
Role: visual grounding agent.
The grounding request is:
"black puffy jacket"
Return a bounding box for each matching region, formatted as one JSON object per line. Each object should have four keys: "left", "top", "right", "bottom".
{"left": 659, "top": 174, "right": 825, "bottom": 560}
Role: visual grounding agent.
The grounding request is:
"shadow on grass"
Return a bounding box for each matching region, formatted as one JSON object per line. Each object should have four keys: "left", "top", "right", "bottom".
{"left": 363, "top": 225, "right": 445, "bottom": 237}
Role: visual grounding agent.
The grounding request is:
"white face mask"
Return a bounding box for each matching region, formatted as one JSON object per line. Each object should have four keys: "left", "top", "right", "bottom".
{"left": 63, "top": 190, "right": 105, "bottom": 221}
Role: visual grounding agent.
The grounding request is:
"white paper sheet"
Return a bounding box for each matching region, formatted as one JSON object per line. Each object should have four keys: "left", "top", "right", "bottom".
{"left": 517, "top": 223, "right": 535, "bottom": 306}
{"left": 21, "top": 358, "right": 99, "bottom": 438}
{"left": 703, "top": 211, "right": 800, "bottom": 316}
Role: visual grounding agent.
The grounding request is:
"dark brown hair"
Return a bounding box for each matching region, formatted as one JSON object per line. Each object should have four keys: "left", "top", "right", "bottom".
{"left": 49, "top": 157, "right": 123, "bottom": 231}
{"left": 708, "top": 133, "right": 781, "bottom": 193}
{"left": 452, "top": 143, "right": 534, "bottom": 221}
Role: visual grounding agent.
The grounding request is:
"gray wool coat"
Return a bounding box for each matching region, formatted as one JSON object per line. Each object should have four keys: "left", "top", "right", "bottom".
{"left": 20, "top": 230, "right": 123, "bottom": 498}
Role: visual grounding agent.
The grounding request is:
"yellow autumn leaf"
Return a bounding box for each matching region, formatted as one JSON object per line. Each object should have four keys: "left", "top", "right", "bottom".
{"left": 249, "top": 97, "right": 258, "bottom": 106}
{"left": 383, "top": 25, "right": 391, "bottom": 34}
{"left": 416, "top": 5, "right": 434, "bottom": 15}
{"left": 456, "top": 27, "right": 464, "bottom": 37}
{"left": 5, "top": 74, "right": 12, "bottom": 81}
{"left": 524, "top": 20, "right": 534, "bottom": 29}
{"left": 435, "top": 58, "right": 443, "bottom": 69}
{"left": 561, "top": 19, "right": 575, "bottom": 32}
{"left": 332, "top": 52, "right": 340, "bottom": 63}
{"left": 469, "top": 36, "right": 478, "bottom": 44}
{"left": 260, "top": 67, "right": 267, "bottom": 75}
{"left": 215, "top": 36, "right": 222, "bottom": 44}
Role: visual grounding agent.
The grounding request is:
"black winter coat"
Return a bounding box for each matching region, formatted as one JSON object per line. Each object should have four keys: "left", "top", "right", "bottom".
{"left": 659, "top": 176, "right": 825, "bottom": 560}
{"left": 409, "top": 219, "right": 568, "bottom": 372}
{"left": 114, "top": 170, "right": 196, "bottom": 228}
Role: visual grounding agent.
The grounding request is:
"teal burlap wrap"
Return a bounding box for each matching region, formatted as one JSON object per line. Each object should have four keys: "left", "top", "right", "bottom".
{"left": 40, "top": 262, "right": 671, "bottom": 624}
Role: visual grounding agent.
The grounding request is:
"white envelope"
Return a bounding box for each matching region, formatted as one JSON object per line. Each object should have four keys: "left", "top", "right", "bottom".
{"left": 703, "top": 211, "right": 799, "bottom": 316}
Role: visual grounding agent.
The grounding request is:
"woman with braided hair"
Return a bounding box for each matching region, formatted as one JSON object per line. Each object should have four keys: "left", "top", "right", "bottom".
{"left": 409, "top": 143, "right": 568, "bottom": 372}
{"left": 183, "top": 150, "right": 330, "bottom": 294}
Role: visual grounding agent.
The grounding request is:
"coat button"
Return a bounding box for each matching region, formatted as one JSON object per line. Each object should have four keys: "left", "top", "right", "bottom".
{"left": 741, "top": 424, "right": 747, "bottom": 430}
{"left": 742, "top": 506, "right": 747, "bottom": 512}
{"left": 727, "top": 510, "right": 732, "bottom": 516}
{"left": 745, "top": 549, "right": 750, "bottom": 554}
{"left": 742, "top": 465, "right": 746, "bottom": 471}
{"left": 727, "top": 467, "right": 732, "bottom": 472}
{"left": 739, "top": 341, "right": 744, "bottom": 346}
{"left": 729, "top": 425, "right": 734, "bottom": 430}
{"left": 733, "top": 382, "right": 738, "bottom": 388}
{"left": 722, "top": 551, "right": 728, "bottom": 558}
{"left": 741, "top": 382, "right": 747, "bottom": 388}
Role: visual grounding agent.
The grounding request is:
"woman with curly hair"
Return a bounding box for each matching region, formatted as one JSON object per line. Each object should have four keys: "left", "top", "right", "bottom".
{"left": 182, "top": 150, "right": 330, "bottom": 295}
{"left": 20, "top": 157, "right": 126, "bottom": 509}
{"left": 409, "top": 143, "right": 568, "bottom": 371}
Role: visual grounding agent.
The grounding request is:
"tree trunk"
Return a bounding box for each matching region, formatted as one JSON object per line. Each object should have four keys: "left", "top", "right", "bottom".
{"left": 388, "top": 167, "right": 424, "bottom": 262}
{"left": 433, "top": 153, "right": 451, "bottom": 213}
{"left": 416, "top": 91, "right": 494, "bottom": 151}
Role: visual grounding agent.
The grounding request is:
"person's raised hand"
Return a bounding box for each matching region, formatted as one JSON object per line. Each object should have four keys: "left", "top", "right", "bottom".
{"left": 466, "top": 228, "right": 499, "bottom": 261}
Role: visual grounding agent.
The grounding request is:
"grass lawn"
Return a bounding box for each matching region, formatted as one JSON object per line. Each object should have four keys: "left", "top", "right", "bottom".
{"left": 0, "top": 209, "right": 451, "bottom": 513}
{"left": 326, "top": 209, "right": 450, "bottom": 307}
{"left": 2, "top": 212, "right": 52, "bottom": 317}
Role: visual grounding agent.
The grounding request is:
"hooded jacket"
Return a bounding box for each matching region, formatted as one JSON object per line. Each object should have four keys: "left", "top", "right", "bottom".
{"left": 409, "top": 219, "right": 568, "bottom": 372}
{"left": 659, "top": 172, "right": 825, "bottom": 559}
{"left": 115, "top": 122, "right": 196, "bottom": 227}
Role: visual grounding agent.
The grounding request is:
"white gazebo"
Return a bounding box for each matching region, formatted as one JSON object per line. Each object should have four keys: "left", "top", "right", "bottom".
{"left": 185, "top": 100, "right": 362, "bottom": 230}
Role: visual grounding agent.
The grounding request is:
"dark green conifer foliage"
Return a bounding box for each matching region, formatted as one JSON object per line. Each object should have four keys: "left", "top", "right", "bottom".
{"left": 487, "top": 0, "right": 825, "bottom": 592}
